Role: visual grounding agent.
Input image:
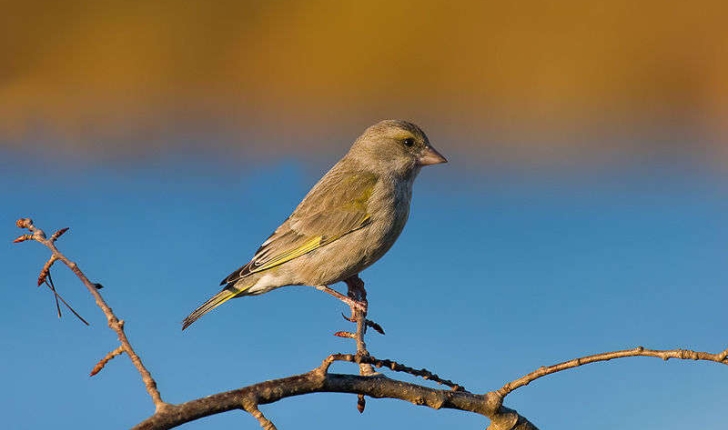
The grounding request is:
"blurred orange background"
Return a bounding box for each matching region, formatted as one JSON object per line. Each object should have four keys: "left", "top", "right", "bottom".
{"left": 1, "top": 0, "right": 726, "bottom": 166}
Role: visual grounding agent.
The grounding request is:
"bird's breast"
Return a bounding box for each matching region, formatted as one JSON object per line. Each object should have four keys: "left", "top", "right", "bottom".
{"left": 296, "top": 175, "right": 414, "bottom": 286}
{"left": 359, "top": 176, "right": 413, "bottom": 264}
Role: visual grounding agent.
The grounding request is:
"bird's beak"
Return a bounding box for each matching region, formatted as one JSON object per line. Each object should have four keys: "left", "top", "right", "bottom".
{"left": 417, "top": 145, "right": 448, "bottom": 166}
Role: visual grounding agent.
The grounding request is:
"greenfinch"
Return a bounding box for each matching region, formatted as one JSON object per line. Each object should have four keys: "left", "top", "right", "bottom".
{"left": 182, "top": 120, "right": 446, "bottom": 329}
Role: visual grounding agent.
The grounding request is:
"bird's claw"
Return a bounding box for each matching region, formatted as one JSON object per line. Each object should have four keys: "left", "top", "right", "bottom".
{"left": 340, "top": 312, "right": 385, "bottom": 335}
{"left": 349, "top": 299, "right": 368, "bottom": 314}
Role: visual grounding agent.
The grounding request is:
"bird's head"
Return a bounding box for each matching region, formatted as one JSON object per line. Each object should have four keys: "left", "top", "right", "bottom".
{"left": 348, "top": 120, "right": 447, "bottom": 178}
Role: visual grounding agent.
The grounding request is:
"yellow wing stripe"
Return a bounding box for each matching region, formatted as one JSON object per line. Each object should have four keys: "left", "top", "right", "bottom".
{"left": 251, "top": 236, "right": 323, "bottom": 273}
{"left": 249, "top": 213, "right": 371, "bottom": 274}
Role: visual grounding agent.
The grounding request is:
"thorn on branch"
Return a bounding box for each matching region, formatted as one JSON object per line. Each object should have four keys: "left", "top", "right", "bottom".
{"left": 91, "top": 346, "right": 125, "bottom": 376}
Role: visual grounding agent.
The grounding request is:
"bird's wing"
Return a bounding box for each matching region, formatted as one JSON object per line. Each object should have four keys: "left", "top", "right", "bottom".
{"left": 221, "top": 170, "right": 378, "bottom": 285}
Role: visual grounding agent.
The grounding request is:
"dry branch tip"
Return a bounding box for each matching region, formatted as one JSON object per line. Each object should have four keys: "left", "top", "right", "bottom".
{"left": 91, "top": 346, "right": 125, "bottom": 376}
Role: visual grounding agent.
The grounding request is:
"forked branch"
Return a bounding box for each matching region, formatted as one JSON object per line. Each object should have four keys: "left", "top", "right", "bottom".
{"left": 14, "top": 218, "right": 167, "bottom": 411}
{"left": 133, "top": 355, "right": 537, "bottom": 430}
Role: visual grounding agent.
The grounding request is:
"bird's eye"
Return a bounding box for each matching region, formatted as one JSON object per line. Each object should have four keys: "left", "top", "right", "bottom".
{"left": 403, "top": 137, "right": 415, "bottom": 147}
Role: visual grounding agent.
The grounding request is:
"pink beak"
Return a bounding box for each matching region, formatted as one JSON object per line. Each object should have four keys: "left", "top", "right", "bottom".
{"left": 417, "top": 145, "right": 448, "bottom": 166}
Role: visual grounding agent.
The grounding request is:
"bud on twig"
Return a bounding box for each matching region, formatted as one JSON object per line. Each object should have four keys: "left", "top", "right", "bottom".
{"left": 333, "top": 331, "right": 356, "bottom": 339}
{"left": 16, "top": 218, "right": 33, "bottom": 229}
{"left": 90, "top": 346, "right": 125, "bottom": 376}
{"left": 50, "top": 227, "right": 70, "bottom": 242}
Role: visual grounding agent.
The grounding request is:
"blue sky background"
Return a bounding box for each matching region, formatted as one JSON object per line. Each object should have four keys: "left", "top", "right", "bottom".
{"left": 2, "top": 1, "right": 728, "bottom": 428}
{"left": 3, "top": 139, "right": 727, "bottom": 429}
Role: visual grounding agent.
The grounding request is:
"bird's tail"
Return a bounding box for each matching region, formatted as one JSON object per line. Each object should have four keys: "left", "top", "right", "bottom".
{"left": 182, "top": 287, "right": 240, "bottom": 330}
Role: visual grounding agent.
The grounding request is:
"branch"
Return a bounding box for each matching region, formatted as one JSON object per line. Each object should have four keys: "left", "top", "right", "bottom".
{"left": 133, "top": 357, "right": 538, "bottom": 430}
{"left": 325, "top": 353, "right": 465, "bottom": 391}
{"left": 496, "top": 345, "right": 728, "bottom": 398}
{"left": 14, "top": 218, "right": 168, "bottom": 411}
{"left": 16, "top": 219, "right": 540, "bottom": 429}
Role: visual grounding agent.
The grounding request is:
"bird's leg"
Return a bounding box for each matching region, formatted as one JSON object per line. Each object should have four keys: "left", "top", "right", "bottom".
{"left": 344, "top": 274, "right": 368, "bottom": 319}
{"left": 342, "top": 275, "right": 376, "bottom": 413}
{"left": 343, "top": 275, "right": 371, "bottom": 357}
{"left": 344, "top": 274, "right": 368, "bottom": 346}
{"left": 341, "top": 276, "right": 385, "bottom": 334}
{"left": 313, "top": 285, "right": 367, "bottom": 312}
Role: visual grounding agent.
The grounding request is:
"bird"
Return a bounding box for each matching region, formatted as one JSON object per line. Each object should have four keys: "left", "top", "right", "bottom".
{"left": 182, "top": 120, "right": 446, "bottom": 330}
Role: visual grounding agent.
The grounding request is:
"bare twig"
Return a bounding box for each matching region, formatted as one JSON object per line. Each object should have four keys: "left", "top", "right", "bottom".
{"left": 14, "top": 218, "right": 168, "bottom": 411}
{"left": 323, "top": 353, "right": 466, "bottom": 392}
{"left": 242, "top": 400, "right": 278, "bottom": 430}
{"left": 91, "top": 345, "right": 125, "bottom": 376}
{"left": 496, "top": 345, "right": 728, "bottom": 398}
